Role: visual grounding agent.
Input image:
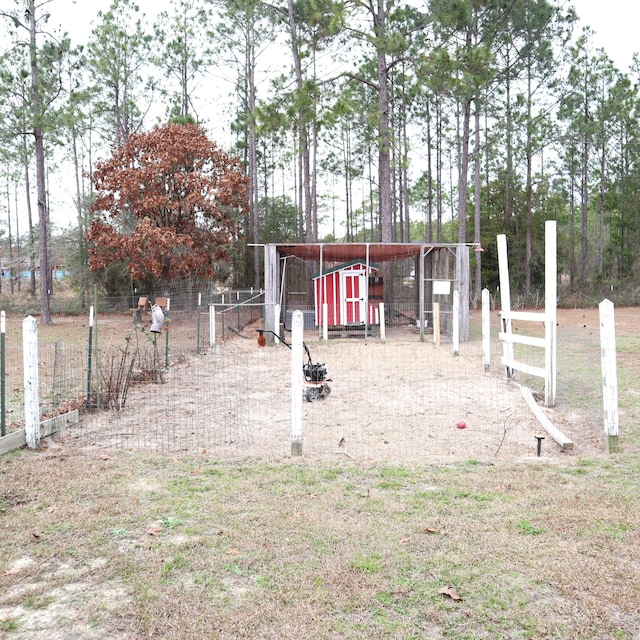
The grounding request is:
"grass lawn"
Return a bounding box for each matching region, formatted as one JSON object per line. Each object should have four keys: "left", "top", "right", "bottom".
{"left": 1, "top": 447, "right": 640, "bottom": 639}
{"left": 0, "top": 306, "right": 639, "bottom": 638}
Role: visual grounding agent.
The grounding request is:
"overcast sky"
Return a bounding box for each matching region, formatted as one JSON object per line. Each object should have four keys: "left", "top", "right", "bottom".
{"left": 576, "top": 0, "right": 639, "bottom": 72}
{"left": 50, "top": 0, "right": 638, "bottom": 76}
{"left": 28, "top": 0, "right": 640, "bottom": 231}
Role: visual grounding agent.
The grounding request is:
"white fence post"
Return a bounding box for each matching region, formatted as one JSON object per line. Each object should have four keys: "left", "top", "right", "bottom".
{"left": 322, "top": 303, "right": 328, "bottom": 342}
{"left": 23, "top": 316, "right": 40, "bottom": 449}
{"left": 544, "top": 220, "right": 557, "bottom": 407}
{"left": 274, "top": 304, "right": 281, "bottom": 344}
{"left": 290, "top": 310, "right": 304, "bottom": 456}
{"left": 209, "top": 304, "right": 216, "bottom": 346}
{"left": 599, "top": 299, "right": 619, "bottom": 453}
{"left": 452, "top": 290, "right": 459, "bottom": 355}
{"left": 379, "top": 303, "right": 386, "bottom": 343}
{"left": 497, "top": 234, "right": 514, "bottom": 379}
{"left": 482, "top": 288, "right": 490, "bottom": 372}
{"left": 433, "top": 302, "right": 440, "bottom": 346}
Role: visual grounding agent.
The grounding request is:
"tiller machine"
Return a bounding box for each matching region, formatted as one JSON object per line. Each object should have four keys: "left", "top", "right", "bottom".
{"left": 256, "top": 329, "right": 331, "bottom": 402}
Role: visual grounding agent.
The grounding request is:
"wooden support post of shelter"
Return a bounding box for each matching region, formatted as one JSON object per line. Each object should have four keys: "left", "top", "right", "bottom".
{"left": 318, "top": 243, "right": 324, "bottom": 339}
{"left": 264, "top": 243, "right": 278, "bottom": 344}
{"left": 263, "top": 243, "right": 470, "bottom": 342}
{"left": 455, "top": 243, "right": 470, "bottom": 342}
{"left": 364, "top": 243, "right": 370, "bottom": 338}
{"left": 452, "top": 290, "right": 459, "bottom": 355}
{"left": 322, "top": 304, "right": 328, "bottom": 342}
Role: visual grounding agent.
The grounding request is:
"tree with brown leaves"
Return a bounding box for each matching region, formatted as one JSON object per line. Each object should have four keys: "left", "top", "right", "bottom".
{"left": 86, "top": 122, "right": 249, "bottom": 285}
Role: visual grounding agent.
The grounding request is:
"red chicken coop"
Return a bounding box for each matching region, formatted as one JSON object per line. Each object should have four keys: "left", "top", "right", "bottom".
{"left": 313, "top": 260, "right": 382, "bottom": 328}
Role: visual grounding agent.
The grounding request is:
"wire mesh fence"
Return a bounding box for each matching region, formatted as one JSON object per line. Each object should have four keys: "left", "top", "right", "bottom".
{"left": 67, "top": 324, "right": 533, "bottom": 461}
{"left": 0, "top": 298, "right": 614, "bottom": 461}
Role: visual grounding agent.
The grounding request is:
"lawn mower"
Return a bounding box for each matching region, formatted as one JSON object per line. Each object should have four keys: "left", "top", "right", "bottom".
{"left": 256, "top": 329, "right": 331, "bottom": 402}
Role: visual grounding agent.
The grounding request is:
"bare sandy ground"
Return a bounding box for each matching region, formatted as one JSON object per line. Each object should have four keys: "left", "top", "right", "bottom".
{"left": 68, "top": 305, "right": 634, "bottom": 463}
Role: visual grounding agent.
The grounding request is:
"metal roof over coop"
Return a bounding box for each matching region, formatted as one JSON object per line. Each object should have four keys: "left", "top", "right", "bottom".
{"left": 263, "top": 242, "right": 471, "bottom": 342}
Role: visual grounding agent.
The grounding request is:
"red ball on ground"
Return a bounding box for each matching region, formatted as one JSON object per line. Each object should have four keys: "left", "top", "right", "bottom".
{"left": 456, "top": 420, "right": 466, "bottom": 429}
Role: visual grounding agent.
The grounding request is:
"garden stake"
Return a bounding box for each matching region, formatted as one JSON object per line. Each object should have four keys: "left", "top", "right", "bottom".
{"left": 535, "top": 435, "right": 545, "bottom": 457}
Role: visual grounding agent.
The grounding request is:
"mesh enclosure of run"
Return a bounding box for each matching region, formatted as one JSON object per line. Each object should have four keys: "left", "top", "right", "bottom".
{"left": 48, "top": 303, "right": 607, "bottom": 462}
{"left": 0, "top": 297, "right": 609, "bottom": 461}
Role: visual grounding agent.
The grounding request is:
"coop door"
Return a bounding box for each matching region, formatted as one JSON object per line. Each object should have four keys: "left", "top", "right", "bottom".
{"left": 342, "top": 271, "right": 365, "bottom": 324}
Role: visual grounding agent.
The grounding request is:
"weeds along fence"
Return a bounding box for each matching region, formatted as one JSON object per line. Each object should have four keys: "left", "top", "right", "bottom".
{"left": 0, "top": 294, "right": 613, "bottom": 461}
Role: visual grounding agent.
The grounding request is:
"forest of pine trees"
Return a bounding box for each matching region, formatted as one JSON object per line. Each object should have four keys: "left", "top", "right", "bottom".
{"left": 1, "top": 0, "right": 639, "bottom": 317}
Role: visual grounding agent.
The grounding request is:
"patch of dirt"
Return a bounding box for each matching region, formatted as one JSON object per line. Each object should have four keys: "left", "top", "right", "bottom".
{"left": 0, "top": 555, "right": 134, "bottom": 639}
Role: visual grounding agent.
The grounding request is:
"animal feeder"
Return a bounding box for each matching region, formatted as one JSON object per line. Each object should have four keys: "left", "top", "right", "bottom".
{"left": 313, "top": 260, "right": 382, "bottom": 330}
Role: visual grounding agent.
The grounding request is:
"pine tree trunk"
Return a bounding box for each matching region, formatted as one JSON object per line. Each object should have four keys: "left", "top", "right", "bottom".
{"left": 28, "top": 0, "right": 51, "bottom": 323}
{"left": 473, "top": 100, "right": 482, "bottom": 307}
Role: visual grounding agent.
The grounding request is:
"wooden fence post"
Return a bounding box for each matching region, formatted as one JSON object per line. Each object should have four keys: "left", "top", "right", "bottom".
{"left": 497, "top": 234, "right": 515, "bottom": 379}
{"left": 433, "top": 302, "right": 440, "bottom": 347}
{"left": 290, "top": 310, "right": 303, "bottom": 456}
{"left": 86, "top": 306, "right": 94, "bottom": 409}
{"left": 452, "top": 290, "right": 459, "bottom": 355}
{"left": 379, "top": 303, "right": 386, "bottom": 343}
{"left": 599, "top": 299, "right": 619, "bottom": 453}
{"left": 274, "top": 304, "right": 281, "bottom": 344}
{"left": 23, "top": 316, "right": 40, "bottom": 449}
{"left": 196, "top": 294, "right": 202, "bottom": 354}
{"left": 1, "top": 311, "right": 5, "bottom": 437}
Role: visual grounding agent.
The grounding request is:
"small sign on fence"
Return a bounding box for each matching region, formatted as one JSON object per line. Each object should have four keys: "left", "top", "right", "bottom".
{"left": 433, "top": 280, "right": 451, "bottom": 296}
